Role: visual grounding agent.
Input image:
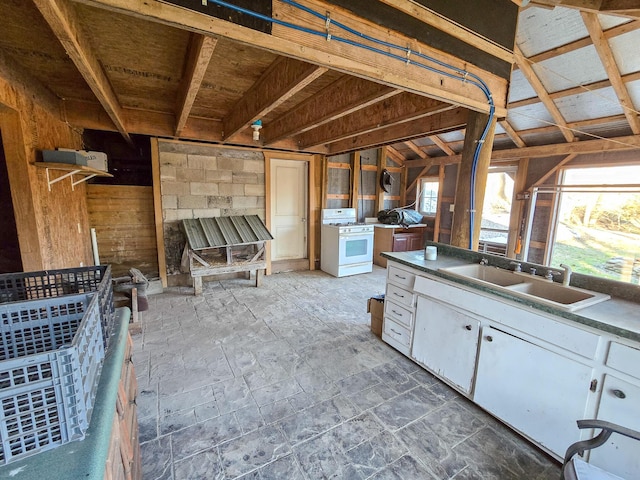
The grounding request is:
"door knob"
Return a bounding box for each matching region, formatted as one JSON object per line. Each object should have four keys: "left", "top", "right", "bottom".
{"left": 486, "top": 335, "right": 493, "bottom": 342}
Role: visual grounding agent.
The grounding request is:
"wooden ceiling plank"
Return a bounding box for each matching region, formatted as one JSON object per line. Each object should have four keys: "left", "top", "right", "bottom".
{"left": 428, "top": 135, "right": 456, "bottom": 156}
{"left": 33, "top": 0, "right": 132, "bottom": 145}
{"left": 378, "top": 0, "right": 515, "bottom": 64}
{"left": 175, "top": 34, "right": 218, "bottom": 137}
{"left": 73, "top": 0, "right": 508, "bottom": 116}
{"left": 514, "top": 45, "right": 576, "bottom": 143}
{"left": 404, "top": 141, "right": 430, "bottom": 160}
{"left": 0, "top": 49, "right": 61, "bottom": 115}
{"left": 297, "top": 93, "right": 452, "bottom": 149}
{"left": 224, "top": 56, "right": 327, "bottom": 140}
{"left": 499, "top": 119, "right": 527, "bottom": 148}
{"left": 327, "top": 107, "right": 467, "bottom": 154}
{"left": 581, "top": 11, "right": 640, "bottom": 134}
{"left": 264, "top": 76, "right": 401, "bottom": 144}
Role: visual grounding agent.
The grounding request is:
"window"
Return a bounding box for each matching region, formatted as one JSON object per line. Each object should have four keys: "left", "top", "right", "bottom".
{"left": 479, "top": 168, "right": 516, "bottom": 256}
{"left": 417, "top": 178, "right": 439, "bottom": 216}
{"left": 549, "top": 166, "right": 640, "bottom": 285}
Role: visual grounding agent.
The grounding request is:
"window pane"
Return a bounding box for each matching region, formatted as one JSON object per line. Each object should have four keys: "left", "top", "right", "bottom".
{"left": 550, "top": 166, "right": 640, "bottom": 285}
{"left": 418, "top": 180, "right": 439, "bottom": 216}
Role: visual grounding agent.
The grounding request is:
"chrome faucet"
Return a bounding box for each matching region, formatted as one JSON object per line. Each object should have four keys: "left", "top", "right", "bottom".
{"left": 509, "top": 261, "right": 522, "bottom": 272}
{"left": 560, "top": 264, "right": 572, "bottom": 286}
{"left": 479, "top": 258, "right": 489, "bottom": 266}
{"left": 545, "top": 269, "right": 559, "bottom": 281}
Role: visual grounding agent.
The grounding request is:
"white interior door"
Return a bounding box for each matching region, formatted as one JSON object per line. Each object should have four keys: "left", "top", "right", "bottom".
{"left": 270, "top": 159, "right": 307, "bottom": 261}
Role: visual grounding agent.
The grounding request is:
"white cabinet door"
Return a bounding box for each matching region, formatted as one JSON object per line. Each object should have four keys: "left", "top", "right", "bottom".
{"left": 589, "top": 376, "right": 640, "bottom": 479}
{"left": 411, "top": 296, "right": 480, "bottom": 395}
{"left": 474, "top": 326, "right": 593, "bottom": 458}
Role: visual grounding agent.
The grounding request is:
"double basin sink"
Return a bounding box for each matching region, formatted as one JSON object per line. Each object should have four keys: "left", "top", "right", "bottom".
{"left": 438, "top": 264, "right": 610, "bottom": 312}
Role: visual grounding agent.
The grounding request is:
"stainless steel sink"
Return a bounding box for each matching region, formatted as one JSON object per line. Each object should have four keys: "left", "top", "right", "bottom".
{"left": 438, "top": 264, "right": 610, "bottom": 312}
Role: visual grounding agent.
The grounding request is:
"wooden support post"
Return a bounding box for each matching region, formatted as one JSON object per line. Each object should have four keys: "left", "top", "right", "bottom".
{"left": 256, "top": 269, "right": 264, "bottom": 287}
{"left": 376, "top": 147, "right": 388, "bottom": 213}
{"left": 351, "top": 151, "right": 361, "bottom": 212}
{"left": 451, "top": 110, "right": 496, "bottom": 250}
{"left": 193, "top": 276, "right": 203, "bottom": 296}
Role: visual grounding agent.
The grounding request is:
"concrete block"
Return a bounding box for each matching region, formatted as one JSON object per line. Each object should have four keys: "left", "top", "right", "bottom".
{"left": 188, "top": 154, "right": 216, "bottom": 170}
{"left": 243, "top": 159, "right": 264, "bottom": 173}
{"left": 162, "top": 194, "right": 178, "bottom": 209}
{"left": 217, "top": 157, "right": 245, "bottom": 172}
{"left": 192, "top": 208, "right": 221, "bottom": 218}
{"left": 164, "top": 209, "right": 193, "bottom": 221}
{"left": 244, "top": 184, "right": 265, "bottom": 196}
{"left": 161, "top": 152, "right": 187, "bottom": 167}
{"left": 160, "top": 165, "right": 176, "bottom": 181}
{"left": 190, "top": 182, "right": 219, "bottom": 196}
{"left": 177, "top": 168, "right": 204, "bottom": 182}
{"left": 208, "top": 196, "right": 233, "bottom": 208}
{"left": 233, "top": 196, "right": 258, "bottom": 209}
{"left": 233, "top": 172, "right": 259, "bottom": 184}
{"left": 219, "top": 183, "right": 245, "bottom": 196}
{"left": 162, "top": 181, "right": 190, "bottom": 196}
{"left": 178, "top": 196, "right": 208, "bottom": 209}
{"left": 205, "top": 170, "right": 232, "bottom": 183}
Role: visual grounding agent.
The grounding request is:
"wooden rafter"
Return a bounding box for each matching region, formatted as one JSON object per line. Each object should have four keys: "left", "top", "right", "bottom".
{"left": 404, "top": 141, "right": 430, "bottom": 160}
{"left": 428, "top": 135, "right": 456, "bottom": 156}
{"left": 386, "top": 146, "right": 406, "bottom": 166}
{"left": 224, "top": 57, "right": 327, "bottom": 140}
{"left": 328, "top": 107, "right": 466, "bottom": 154}
{"left": 514, "top": 45, "right": 576, "bottom": 143}
{"left": 530, "top": 0, "right": 640, "bottom": 19}
{"left": 406, "top": 160, "right": 435, "bottom": 194}
{"left": 499, "top": 119, "right": 527, "bottom": 148}
{"left": 378, "top": 0, "right": 515, "bottom": 64}
{"left": 175, "top": 34, "right": 218, "bottom": 137}
{"left": 264, "top": 76, "right": 401, "bottom": 144}
{"left": 297, "top": 93, "right": 451, "bottom": 149}
{"left": 74, "top": 0, "right": 508, "bottom": 116}
{"left": 33, "top": 0, "right": 132, "bottom": 145}
{"left": 581, "top": 12, "right": 640, "bottom": 134}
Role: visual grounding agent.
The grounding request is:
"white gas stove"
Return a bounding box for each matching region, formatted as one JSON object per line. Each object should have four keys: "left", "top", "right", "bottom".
{"left": 320, "top": 208, "right": 374, "bottom": 277}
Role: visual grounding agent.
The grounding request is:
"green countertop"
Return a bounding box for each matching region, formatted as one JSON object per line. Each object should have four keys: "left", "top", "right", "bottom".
{"left": 0, "top": 307, "right": 131, "bottom": 479}
{"left": 382, "top": 242, "right": 640, "bottom": 343}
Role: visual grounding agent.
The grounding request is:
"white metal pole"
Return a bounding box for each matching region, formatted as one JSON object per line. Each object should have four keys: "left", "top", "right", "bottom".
{"left": 90, "top": 228, "right": 100, "bottom": 265}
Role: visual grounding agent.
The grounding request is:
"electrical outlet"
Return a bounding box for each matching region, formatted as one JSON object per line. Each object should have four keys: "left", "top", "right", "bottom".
{"left": 449, "top": 204, "right": 455, "bottom": 212}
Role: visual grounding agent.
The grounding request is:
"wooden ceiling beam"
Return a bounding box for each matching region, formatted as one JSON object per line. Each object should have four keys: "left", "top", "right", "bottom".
{"left": 530, "top": 0, "right": 640, "bottom": 18}
{"left": 499, "top": 119, "right": 527, "bottom": 147}
{"left": 175, "top": 34, "right": 218, "bottom": 137}
{"left": 428, "top": 135, "right": 456, "bottom": 156}
{"left": 297, "top": 94, "right": 452, "bottom": 149}
{"left": 581, "top": 12, "right": 640, "bottom": 134}
{"left": 73, "top": 0, "right": 508, "bottom": 116}
{"left": 33, "top": 0, "right": 132, "bottom": 145}
{"left": 224, "top": 57, "right": 327, "bottom": 140}
{"left": 264, "top": 76, "right": 401, "bottom": 145}
{"left": 378, "top": 0, "right": 515, "bottom": 64}
{"left": 514, "top": 45, "right": 576, "bottom": 143}
{"left": 62, "top": 98, "right": 326, "bottom": 153}
{"left": 327, "top": 107, "right": 467, "bottom": 155}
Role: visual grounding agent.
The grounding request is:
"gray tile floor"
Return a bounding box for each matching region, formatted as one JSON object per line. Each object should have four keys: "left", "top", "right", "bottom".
{"left": 133, "top": 267, "right": 561, "bottom": 479}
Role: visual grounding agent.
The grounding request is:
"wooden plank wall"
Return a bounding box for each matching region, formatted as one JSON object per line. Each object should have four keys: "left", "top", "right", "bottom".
{"left": 87, "top": 185, "right": 158, "bottom": 278}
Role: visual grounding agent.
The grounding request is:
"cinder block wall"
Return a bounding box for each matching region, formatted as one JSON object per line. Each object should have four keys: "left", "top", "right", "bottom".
{"left": 157, "top": 140, "right": 265, "bottom": 281}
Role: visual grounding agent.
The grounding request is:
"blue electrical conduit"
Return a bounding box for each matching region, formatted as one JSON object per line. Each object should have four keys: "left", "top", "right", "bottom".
{"left": 207, "top": 0, "right": 495, "bottom": 249}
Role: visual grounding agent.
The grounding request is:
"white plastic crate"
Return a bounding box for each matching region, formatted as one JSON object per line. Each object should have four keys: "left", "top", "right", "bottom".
{"left": 0, "top": 293, "right": 105, "bottom": 465}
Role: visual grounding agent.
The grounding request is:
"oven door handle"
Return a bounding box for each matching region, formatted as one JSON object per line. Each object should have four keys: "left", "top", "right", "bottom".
{"left": 339, "top": 232, "right": 373, "bottom": 238}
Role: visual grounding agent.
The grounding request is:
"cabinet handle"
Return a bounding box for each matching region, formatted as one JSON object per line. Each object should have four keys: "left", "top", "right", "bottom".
{"left": 612, "top": 389, "right": 626, "bottom": 399}
{"left": 486, "top": 335, "right": 493, "bottom": 342}
{"left": 395, "top": 275, "right": 406, "bottom": 280}
{"left": 390, "top": 328, "right": 401, "bottom": 335}
{"left": 393, "top": 292, "right": 405, "bottom": 298}
{"left": 590, "top": 379, "right": 598, "bottom": 392}
{"left": 465, "top": 325, "right": 472, "bottom": 331}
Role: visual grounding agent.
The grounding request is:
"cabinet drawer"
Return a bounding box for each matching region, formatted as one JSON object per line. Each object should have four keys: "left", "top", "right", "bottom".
{"left": 386, "top": 283, "right": 414, "bottom": 308}
{"left": 607, "top": 342, "right": 640, "bottom": 380}
{"left": 387, "top": 265, "right": 416, "bottom": 289}
{"left": 384, "top": 300, "right": 413, "bottom": 329}
{"left": 382, "top": 317, "right": 412, "bottom": 355}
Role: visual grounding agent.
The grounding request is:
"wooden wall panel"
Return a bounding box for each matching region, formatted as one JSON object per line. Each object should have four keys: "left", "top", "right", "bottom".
{"left": 1, "top": 67, "right": 92, "bottom": 271}
{"left": 87, "top": 185, "right": 158, "bottom": 278}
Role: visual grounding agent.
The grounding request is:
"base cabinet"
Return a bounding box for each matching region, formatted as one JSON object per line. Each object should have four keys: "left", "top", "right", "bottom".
{"left": 412, "top": 296, "right": 480, "bottom": 395}
{"left": 589, "top": 375, "right": 640, "bottom": 478}
{"left": 474, "top": 326, "right": 593, "bottom": 458}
